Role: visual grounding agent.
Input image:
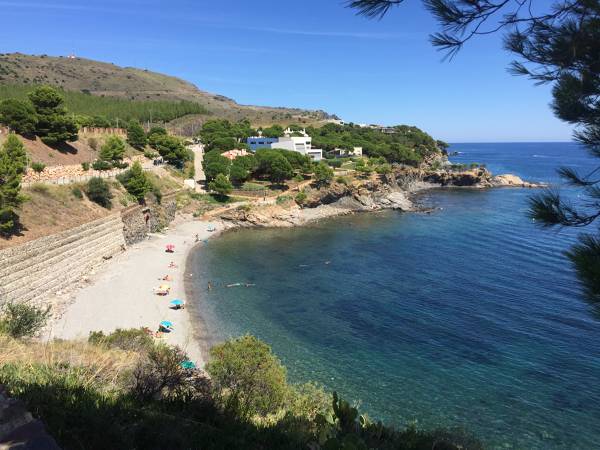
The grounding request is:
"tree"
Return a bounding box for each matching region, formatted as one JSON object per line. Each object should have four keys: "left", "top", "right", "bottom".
{"left": 205, "top": 335, "right": 288, "bottom": 419}
{"left": 255, "top": 150, "right": 294, "bottom": 184}
{"left": 208, "top": 173, "right": 233, "bottom": 197}
{"left": 2, "top": 134, "right": 28, "bottom": 174}
{"left": 261, "top": 124, "right": 284, "bottom": 138}
{"left": 118, "top": 161, "right": 152, "bottom": 202}
{"left": 0, "top": 139, "right": 24, "bottom": 234}
{"left": 28, "top": 85, "right": 79, "bottom": 145}
{"left": 349, "top": 0, "right": 600, "bottom": 296}
{"left": 203, "top": 150, "right": 231, "bottom": 181}
{"left": 229, "top": 155, "right": 257, "bottom": 185}
{"left": 86, "top": 177, "right": 113, "bottom": 209}
{"left": 99, "top": 136, "right": 126, "bottom": 162}
{"left": 0, "top": 98, "right": 37, "bottom": 135}
{"left": 127, "top": 121, "right": 147, "bottom": 149}
{"left": 149, "top": 134, "right": 189, "bottom": 167}
{"left": 313, "top": 161, "right": 334, "bottom": 186}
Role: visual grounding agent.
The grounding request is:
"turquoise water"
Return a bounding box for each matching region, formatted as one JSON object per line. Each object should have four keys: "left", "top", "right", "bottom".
{"left": 188, "top": 143, "right": 600, "bottom": 449}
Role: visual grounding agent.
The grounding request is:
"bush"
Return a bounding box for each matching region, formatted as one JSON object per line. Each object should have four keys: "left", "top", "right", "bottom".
{"left": 31, "top": 161, "right": 46, "bottom": 173}
{"left": 71, "top": 186, "right": 83, "bottom": 199}
{"left": 313, "top": 162, "right": 334, "bottom": 186}
{"left": 92, "top": 160, "right": 112, "bottom": 171}
{"left": 336, "top": 176, "right": 349, "bottom": 185}
{"left": 127, "top": 121, "right": 147, "bottom": 149}
{"left": 0, "top": 302, "right": 50, "bottom": 338}
{"left": 143, "top": 150, "right": 159, "bottom": 159}
{"left": 293, "top": 174, "right": 304, "bottom": 182}
{"left": 130, "top": 344, "right": 189, "bottom": 401}
{"left": 206, "top": 335, "right": 287, "bottom": 419}
{"left": 325, "top": 159, "right": 342, "bottom": 168}
{"left": 81, "top": 161, "right": 90, "bottom": 171}
{"left": 86, "top": 177, "right": 113, "bottom": 208}
{"left": 87, "top": 137, "right": 99, "bottom": 150}
{"left": 295, "top": 191, "right": 307, "bottom": 205}
{"left": 89, "top": 328, "right": 154, "bottom": 353}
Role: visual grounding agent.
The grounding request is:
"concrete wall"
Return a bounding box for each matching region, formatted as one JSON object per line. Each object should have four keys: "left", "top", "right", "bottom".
{"left": 0, "top": 215, "right": 126, "bottom": 307}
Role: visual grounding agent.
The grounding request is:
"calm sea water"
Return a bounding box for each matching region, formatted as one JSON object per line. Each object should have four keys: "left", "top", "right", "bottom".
{"left": 188, "top": 142, "right": 600, "bottom": 449}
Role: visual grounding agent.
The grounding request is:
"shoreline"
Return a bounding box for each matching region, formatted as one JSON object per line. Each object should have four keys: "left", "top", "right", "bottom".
{"left": 49, "top": 175, "right": 541, "bottom": 367}
{"left": 50, "top": 216, "right": 223, "bottom": 367}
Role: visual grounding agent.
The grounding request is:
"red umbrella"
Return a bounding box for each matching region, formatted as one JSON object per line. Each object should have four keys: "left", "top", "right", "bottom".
{"left": 166, "top": 244, "right": 175, "bottom": 252}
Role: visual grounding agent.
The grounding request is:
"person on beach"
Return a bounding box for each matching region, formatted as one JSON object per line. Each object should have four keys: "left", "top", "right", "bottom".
{"left": 195, "top": 234, "right": 199, "bottom": 242}
{"left": 161, "top": 275, "right": 172, "bottom": 281}
{"left": 169, "top": 262, "right": 178, "bottom": 268}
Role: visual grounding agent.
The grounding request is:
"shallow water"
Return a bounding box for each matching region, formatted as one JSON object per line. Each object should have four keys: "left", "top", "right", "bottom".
{"left": 189, "top": 142, "right": 600, "bottom": 449}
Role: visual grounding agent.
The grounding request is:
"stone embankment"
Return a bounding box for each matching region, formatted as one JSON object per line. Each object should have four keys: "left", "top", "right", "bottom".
{"left": 0, "top": 215, "right": 126, "bottom": 309}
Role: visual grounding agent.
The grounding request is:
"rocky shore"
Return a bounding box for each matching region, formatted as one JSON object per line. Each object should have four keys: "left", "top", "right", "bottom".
{"left": 217, "top": 166, "right": 543, "bottom": 229}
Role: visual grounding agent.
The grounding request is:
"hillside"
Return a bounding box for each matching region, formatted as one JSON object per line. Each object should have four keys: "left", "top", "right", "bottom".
{"left": 0, "top": 53, "right": 337, "bottom": 131}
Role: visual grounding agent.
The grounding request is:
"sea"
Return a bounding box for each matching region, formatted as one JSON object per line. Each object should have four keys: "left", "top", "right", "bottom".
{"left": 187, "top": 142, "right": 600, "bottom": 449}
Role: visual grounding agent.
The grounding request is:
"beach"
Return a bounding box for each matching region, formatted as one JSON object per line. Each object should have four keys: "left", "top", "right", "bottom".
{"left": 51, "top": 217, "right": 221, "bottom": 367}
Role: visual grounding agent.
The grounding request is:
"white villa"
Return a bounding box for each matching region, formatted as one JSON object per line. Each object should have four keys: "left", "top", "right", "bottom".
{"left": 247, "top": 128, "right": 323, "bottom": 161}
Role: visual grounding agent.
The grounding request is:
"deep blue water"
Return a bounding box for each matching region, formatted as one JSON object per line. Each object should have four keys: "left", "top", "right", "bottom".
{"left": 189, "top": 142, "right": 600, "bottom": 449}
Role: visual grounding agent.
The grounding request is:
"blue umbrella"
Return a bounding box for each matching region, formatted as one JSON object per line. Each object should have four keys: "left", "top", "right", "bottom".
{"left": 159, "top": 321, "right": 174, "bottom": 329}
{"left": 180, "top": 360, "right": 196, "bottom": 369}
{"left": 170, "top": 299, "right": 184, "bottom": 307}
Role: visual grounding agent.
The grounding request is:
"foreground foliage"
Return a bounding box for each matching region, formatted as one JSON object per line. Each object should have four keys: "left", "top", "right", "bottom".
{"left": 0, "top": 135, "right": 26, "bottom": 234}
{"left": 0, "top": 326, "right": 483, "bottom": 450}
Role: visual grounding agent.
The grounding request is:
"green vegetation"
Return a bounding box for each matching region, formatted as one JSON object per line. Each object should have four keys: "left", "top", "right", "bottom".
{"left": 0, "top": 84, "right": 208, "bottom": 125}
{"left": 208, "top": 173, "right": 233, "bottom": 197}
{"left": 307, "top": 123, "right": 439, "bottom": 165}
{"left": 295, "top": 190, "right": 307, "bottom": 205}
{"left": 30, "top": 161, "right": 46, "bottom": 172}
{"left": 0, "top": 327, "right": 482, "bottom": 450}
{"left": 198, "top": 119, "right": 254, "bottom": 152}
{"left": 28, "top": 85, "right": 79, "bottom": 145}
{"left": 0, "top": 135, "right": 25, "bottom": 234}
{"left": 86, "top": 177, "right": 113, "bottom": 209}
{"left": 0, "top": 98, "right": 37, "bottom": 134}
{"left": 99, "top": 135, "right": 126, "bottom": 162}
{"left": 126, "top": 120, "right": 147, "bottom": 149}
{"left": 117, "top": 161, "right": 153, "bottom": 203}
{"left": 313, "top": 162, "right": 334, "bottom": 187}
{"left": 148, "top": 133, "right": 190, "bottom": 167}
{"left": 0, "top": 302, "right": 50, "bottom": 338}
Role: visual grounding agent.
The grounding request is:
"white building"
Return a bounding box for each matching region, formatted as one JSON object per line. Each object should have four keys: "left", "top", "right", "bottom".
{"left": 331, "top": 147, "right": 363, "bottom": 158}
{"left": 247, "top": 128, "right": 323, "bottom": 161}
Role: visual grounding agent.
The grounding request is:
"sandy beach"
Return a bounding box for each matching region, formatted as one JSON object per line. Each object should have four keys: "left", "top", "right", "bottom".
{"left": 51, "top": 217, "right": 221, "bottom": 367}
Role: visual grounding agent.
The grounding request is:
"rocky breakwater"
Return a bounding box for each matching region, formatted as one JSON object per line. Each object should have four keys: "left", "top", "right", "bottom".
{"left": 219, "top": 177, "right": 414, "bottom": 229}
{"left": 423, "top": 167, "right": 543, "bottom": 188}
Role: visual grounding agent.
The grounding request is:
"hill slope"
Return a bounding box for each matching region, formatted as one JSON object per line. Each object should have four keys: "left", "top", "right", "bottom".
{"left": 0, "top": 53, "right": 337, "bottom": 131}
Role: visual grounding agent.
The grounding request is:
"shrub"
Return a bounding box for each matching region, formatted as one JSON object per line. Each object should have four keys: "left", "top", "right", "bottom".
{"left": 295, "top": 191, "right": 307, "bottom": 205}
{"left": 87, "top": 137, "right": 99, "bottom": 150}
{"left": 276, "top": 195, "right": 293, "bottom": 205}
{"left": 0, "top": 302, "right": 51, "bottom": 338}
{"left": 81, "top": 161, "right": 90, "bottom": 171}
{"left": 325, "top": 159, "right": 342, "bottom": 168}
{"left": 31, "top": 162, "right": 46, "bottom": 173}
{"left": 313, "top": 162, "right": 334, "bottom": 186}
{"left": 71, "top": 186, "right": 83, "bottom": 199}
{"left": 143, "top": 150, "right": 159, "bottom": 159}
{"left": 336, "top": 176, "right": 349, "bottom": 185}
{"left": 86, "top": 177, "right": 113, "bottom": 208}
{"left": 293, "top": 174, "right": 304, "bottom": 182}
{"left": 89, "top": 328, "right": 154, "bottom": 353}
{"left": 206, "top": 335, "right": 287, "bottom": 419}
{"left": 130, "top": 344, "right": 189, "bottom": 401}
{"left": 92, "top": 160, "right": 112, "bottom": 171}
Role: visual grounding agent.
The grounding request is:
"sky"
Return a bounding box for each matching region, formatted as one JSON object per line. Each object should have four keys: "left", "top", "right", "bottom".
{"left": 0, "top": 0, "right": 574, "bottom": 142}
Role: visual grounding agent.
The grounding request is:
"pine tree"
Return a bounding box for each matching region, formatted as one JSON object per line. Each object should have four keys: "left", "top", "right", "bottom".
{"left": 2, "top": 134, "right": 28, "bottom": 174}
{"left": 28, "top": 85, "right": 78, "bottom": 145}
{"left": 0, "top": 139, "right": 24, "bottom": 234}
{"left": 127, "top": 120, "right": 147, "bottom": 150}
{"left": 119, "top": 161, "right": 152, "bottom": 202}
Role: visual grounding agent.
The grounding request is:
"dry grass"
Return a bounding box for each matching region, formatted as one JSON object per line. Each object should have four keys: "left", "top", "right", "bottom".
{"left": 0, "top": 335, "right": 139, "bottom": 389}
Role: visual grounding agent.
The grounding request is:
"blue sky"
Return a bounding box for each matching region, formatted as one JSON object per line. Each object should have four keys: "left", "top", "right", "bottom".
{"left": 0, "top": 0, "right": 574, "bottom": 142}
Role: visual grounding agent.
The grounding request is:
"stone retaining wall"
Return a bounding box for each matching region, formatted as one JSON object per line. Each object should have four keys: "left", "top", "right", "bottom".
{"left": 121, "top": 193, "right": 178, "bottom": 245}
{"left": 0, "top": 215, "right": 126, "bottom": 308}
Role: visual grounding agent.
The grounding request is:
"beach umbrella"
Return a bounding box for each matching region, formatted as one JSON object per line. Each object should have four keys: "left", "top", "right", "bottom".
{"left": 180, "top": 360, "right": 196, "bottom": 370}
{"left": 160, "top": 320, "right": 174, "bottom": 329}
{"left": 170, "top": 299, "right": 184, "bottom": 307}
{"left": 166, "top": 244, "right": 175, "bottom": 252}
